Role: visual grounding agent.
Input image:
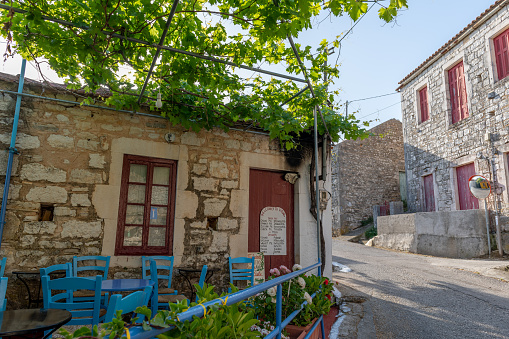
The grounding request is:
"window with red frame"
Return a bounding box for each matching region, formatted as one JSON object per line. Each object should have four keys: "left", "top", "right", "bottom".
{"left": 448, "top": 61, "right": 469, "bottom": 124}
{"left": 494, "top": 27, "right": 509, "bottom": 81}
{"left": 418, "top": 86, "right": 429, "bottom": 123}
{"left": 115, "top": 154, "right": 177, "bottom": 255}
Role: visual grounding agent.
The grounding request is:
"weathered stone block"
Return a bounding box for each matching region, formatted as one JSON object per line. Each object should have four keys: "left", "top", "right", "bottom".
{"left": 204, "top": 198, "right": 227, "bottom": 217}
{"left": 77, "top": 139, "right": 99, "bottom": 151}
{"left": 221, "top": 180, "right": 238, "bottom": 189}
{"left": 47, "top": 134, "right": 74, "bottom": 148}
{"left": 209, "top": 161, "right": 229, "bottom": 178}
{"left": 191, "top": 221, "right": 207, "bottom": 229}
{"left": 192, "top": 164, "right": 207, "bottom": 175}
{"left": 193, "top": 177, "right": 219, "bottom": 191}
{"left": 20, "top": 163, "right": 67, "bottom": 182}
{"left": 26, "top": 186, "right": 68, "bottom": 203}
{"left": 23, "top": 221, "right": 57, "bottom": 235}
{"left": 181, "top": 132, "right": 204, "bottom": 146}
{"left": 61, "top": 220, "right": 102, "bottom": 238}
{"left": 101, "top": 124, "right": 123, "bottom": 131}
{"left": 225, "top": 139, "right": 240, "bottom": 149}
{"left": 0, "top": 133, "right": 41, "bottom": 149}
{"left": 56, "top": 114, "right": 69, "bottom": 122}
{"left": 54, "top": 207, "right": 77, "bottom": 217}
{"left": 70, "top": 169, "right": 102, "bottom": 184}
{"left": 0, "top": 152, "right": 19, "bottom": 176}
{"left": 209, "top": 231, "right": 228, "bottom": 252}
{"left": 175, "top": 191, "right": 198, "bottom": 219}
{"left": 217, "top": 218, "right": 238, "bottom": 230}
{"left": 89, "top": 154, "right": 106, "bottom": 169}
{"left": 0, "top": 184, "right": 21, "bottom": 200}
{"left": 71, "top": 193, "right": 91, "bottom": 207}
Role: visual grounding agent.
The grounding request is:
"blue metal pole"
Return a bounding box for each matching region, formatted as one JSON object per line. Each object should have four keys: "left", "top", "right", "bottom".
{"left": 0, "top": 59, "right": 27, "bottom": 251}
{"left": 313, "top": 105, "right": 322, "bottom": 277}
{"left": 276, "top": 284, "right": 282, "bottom": 339}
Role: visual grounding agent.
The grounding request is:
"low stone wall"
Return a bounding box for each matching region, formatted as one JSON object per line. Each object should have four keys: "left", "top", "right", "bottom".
{"left": 376, "top": 210, "right": 488, "bottom": 258}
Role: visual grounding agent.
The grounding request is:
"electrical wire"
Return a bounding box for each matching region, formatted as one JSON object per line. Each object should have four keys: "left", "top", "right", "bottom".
{"left": 358, "top": 101, "right": 401, "bottom": 119}
{"left": 349, "top": 91, "right": 398, "bottom": 103}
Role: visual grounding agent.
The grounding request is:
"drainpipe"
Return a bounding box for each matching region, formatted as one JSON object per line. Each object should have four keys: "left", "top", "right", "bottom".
{"left": 0, "top": 59, "right": 27, "bottom": 251}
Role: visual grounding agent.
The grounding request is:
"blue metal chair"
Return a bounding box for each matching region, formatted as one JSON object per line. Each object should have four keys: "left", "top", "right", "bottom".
{"left": 73, "top": 256, "right": 110, "bottom": 306}
{"left": 41, "top": 275, "right": 104, "bottom": 326}
{"left": 228, "top": 256, "right": 255, "bottom": 293}
{"left": 0, "top": 257, "right": 6, "bottom": 277}
{"left": 103, "top": 285, "right": 153, "bottom": 323}
{"left": 0, "top": 277, "right": 8, "bottom": 311}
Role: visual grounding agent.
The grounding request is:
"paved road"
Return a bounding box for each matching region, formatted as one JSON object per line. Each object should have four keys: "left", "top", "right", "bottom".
{"left": 332, "top": 239, "right": 509, "bottom": 339}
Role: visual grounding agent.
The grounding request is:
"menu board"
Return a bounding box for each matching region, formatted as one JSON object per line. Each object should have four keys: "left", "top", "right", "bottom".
{"left": 247, "top": 252, "right": 265, "bottom": 285}
{"left": 260, "top": 206, "right": 287, "bottom": 255}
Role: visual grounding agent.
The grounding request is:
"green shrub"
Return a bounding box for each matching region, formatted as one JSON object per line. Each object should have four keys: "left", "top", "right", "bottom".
{"left": 360, "top": 216, "right": 373, "bottom": 227}
{"left": 364, "top": 226, "right": 377, "bottom": 240}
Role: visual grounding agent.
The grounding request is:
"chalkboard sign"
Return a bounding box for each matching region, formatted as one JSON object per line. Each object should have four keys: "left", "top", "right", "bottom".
{"left": 260, "top": 206, "right": 287, "bottom": 255}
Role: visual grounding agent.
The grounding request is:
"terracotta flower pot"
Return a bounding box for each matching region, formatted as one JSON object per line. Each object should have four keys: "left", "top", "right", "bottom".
{"left": 285, "top": 318, "right": 321, "bottom": 339}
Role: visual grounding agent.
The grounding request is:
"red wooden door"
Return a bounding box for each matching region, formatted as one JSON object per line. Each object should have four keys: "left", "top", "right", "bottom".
{"left": 423, "top": 174, "right": 435, "bottom": 212}
{"left": 456, "top": 163, "right": 478, "bottom": 210}
{"left": 249, "top": 169, "right": 294, "bottom": 278}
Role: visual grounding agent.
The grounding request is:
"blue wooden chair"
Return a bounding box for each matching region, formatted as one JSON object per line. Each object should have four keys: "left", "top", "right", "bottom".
{"left": 142, "top": 256, "right": 177, "bottom": 295}
{"left": 0, "top": 257, "right": 6, "bottom": 277}
{"left": 73, "top": 256, "right": 110, "bottom": 306}
{"left": 0, "top": 277, "right": 8, "bottom": 311}
{"left": 149, "top": 259, "right": 185, "bottom": 313}
{"left": 196, "top": 265, "right": 208, "bottom": 303}
{"left": 40, "top": 263, "right": 73, "bottom": 278}
{"left": 41, "top": 275, "right": 104, "bottom": 326}
{"left": 103, "top": 285, "right": 153, "bottom": 323}
{"left": 228, "top": 256, "right": 255, "bottom": 293}
{"left": 73, "top": 255, "right": 110, "bottom": 278}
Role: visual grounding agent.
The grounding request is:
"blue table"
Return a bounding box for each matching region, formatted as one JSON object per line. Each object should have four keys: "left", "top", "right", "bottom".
{"left": 101, "top": 279, "right": 154, "bottom": 292}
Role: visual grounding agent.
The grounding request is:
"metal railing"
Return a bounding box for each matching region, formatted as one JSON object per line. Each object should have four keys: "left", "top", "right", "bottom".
{"left": 129, "top": 262, "right": 325, "bottom": 339}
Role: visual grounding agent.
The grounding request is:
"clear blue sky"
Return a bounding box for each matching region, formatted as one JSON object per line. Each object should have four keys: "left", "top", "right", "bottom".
{"left": 0, "top": 0, "right": 498, "bottom": 129}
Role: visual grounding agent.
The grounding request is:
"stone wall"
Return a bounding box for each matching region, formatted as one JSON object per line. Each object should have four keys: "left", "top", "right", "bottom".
{"left": 399, "top": 2, "right": 509, "bottom": 253}
{"left": 331, "top": 119, "right": 405, "bottom": 235}
{"left": 0, "top": 76, "right": 333, "bottom": 309}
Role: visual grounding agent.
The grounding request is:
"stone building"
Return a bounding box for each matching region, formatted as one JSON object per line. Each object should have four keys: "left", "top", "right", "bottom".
{"left": 331, "top": 119, "right": 405, "bottom": 235}
{"left": 397, "top": 0, "right": 509, "bottom": 252}
{"left": 0, "top": 72, "right": 332, "bottom": 307}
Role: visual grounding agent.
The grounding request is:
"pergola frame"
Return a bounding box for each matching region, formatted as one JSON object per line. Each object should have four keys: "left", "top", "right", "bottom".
{"left": 0, "top": 1, "right": 332, "bottom": 267}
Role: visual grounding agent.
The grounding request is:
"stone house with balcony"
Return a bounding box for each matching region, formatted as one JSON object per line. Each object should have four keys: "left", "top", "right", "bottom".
{"left": 0, "top": 72, "right": 333, "bottom": 307}
{"left": 397, "top": 0, "right": 509, "bottom": 253}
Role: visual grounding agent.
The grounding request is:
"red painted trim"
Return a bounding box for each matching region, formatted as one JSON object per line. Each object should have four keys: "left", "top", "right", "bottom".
{"left": 115, "top": 154, "right": 177, "bottom": 256}
{"left": 419, "top": 86, "right": 429, "bottom": 123}
{"left": 449, "top": 61, "right": 468, "bottom": 124}
{"left": 494, "top": 27, "right": 509, "bottom": 81}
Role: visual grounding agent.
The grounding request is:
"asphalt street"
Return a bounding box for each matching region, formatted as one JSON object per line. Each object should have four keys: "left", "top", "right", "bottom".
{"left": 332, "top": 238, "right": 509, "bottom": 339}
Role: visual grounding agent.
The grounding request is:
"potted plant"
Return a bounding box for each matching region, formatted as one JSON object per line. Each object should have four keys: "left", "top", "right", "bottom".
{"left": 251, "top": 265, "right": 333, "bottom": 339}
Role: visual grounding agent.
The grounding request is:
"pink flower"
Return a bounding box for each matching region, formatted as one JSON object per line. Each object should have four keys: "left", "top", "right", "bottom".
{"left": 279, "top": 265, "right": 291, "bottom": 274}
{"left": 269, "top": 268, "right": 281, "bottom": 276}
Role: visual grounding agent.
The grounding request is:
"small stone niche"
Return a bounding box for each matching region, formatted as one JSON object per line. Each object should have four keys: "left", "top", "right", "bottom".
{"left": 39, "top": 204, "right": 54, "bottom": 221}
{"left": 207, "top": 217, "right": 218, "bottom": 231}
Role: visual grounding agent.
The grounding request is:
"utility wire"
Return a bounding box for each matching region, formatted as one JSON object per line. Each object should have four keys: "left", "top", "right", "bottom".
{"left": 349, "top": 91, "right": 398, "bottom": 103}
{"left": 358, "top": 101, "right": 401, "bottom": 119}
{"left": 335, "top": 2, "right": 376, "bottom": 65}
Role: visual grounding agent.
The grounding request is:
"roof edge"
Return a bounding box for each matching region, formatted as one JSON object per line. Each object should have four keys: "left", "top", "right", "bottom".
{"left": 396, "top": 0, "right": 509, "bottom": 92}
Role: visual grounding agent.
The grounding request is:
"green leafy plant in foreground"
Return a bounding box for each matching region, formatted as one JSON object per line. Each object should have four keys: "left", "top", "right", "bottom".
{"left": 60, "top": 283, "right": 259, "bottom": 339}
{"left": 365, "top": 226, "right": 377, "bottom": 240}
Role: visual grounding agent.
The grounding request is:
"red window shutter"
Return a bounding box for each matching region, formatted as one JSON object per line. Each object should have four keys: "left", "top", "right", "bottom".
{"left": 419, "top": 86, "right": 429, "bottom": 122}
{"left": 449, "top": 62, "right": 468, "bottom": 124}
{"left": 494, "top": 28, "right": 509, "bottom": 80}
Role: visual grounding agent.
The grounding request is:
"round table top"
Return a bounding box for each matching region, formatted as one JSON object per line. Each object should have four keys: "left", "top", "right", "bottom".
{"left": 101, "top": 279, "right": 155, "bottom": 291}
{"left": 0, "top": 308, "right": 71, "bottom": 336}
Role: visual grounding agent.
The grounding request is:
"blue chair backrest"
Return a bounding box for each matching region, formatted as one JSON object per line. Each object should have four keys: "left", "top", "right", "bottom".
{"left": 103, "top": 285, "right": 153, "bottom": 323}
{"left": 196, "top": 265, "right": 208, "bottom": 303}
{"left": 0, "top": 277, "right": 8, "bottom": 311}
{"left": 73, "top": 255, "right": 110, "bottom": 279}
{"left": 144, "top": 256, "right": 174, "bottom": 288}
{"left": 229, "top": 257, "right": 255, "bottom": 287}
{"left": 42, "top": 275, "right": 103, "bottom": 326}
{"left": 0, "top": 258, "right": 6, "bottom": 277}
{"left": 40, "top": 263, "right": 73, "bottom": 278}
